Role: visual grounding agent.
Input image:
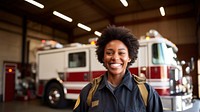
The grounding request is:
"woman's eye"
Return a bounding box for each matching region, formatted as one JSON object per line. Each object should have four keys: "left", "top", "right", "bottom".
{"left": 119, "top": 52, "right": 126, "bottom": 55}
{"left": 106, "top": 52, "right": 113, "bottom": 55}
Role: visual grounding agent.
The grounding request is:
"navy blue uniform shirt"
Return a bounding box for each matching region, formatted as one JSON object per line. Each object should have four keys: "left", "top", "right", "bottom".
{"left": 73, "top": 70, "right": 163, "bottom": 112}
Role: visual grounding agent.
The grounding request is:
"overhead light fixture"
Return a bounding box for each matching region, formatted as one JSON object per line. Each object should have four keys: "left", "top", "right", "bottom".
{"left": 94, "top": 31, "right": 102, "bottom": 37}
{"left": 77, "top": 23, "right": 91, "bottom": 32}
{"left": 159, "top": 7, "right": 165, "bottom": 16}
{"left": 53, "top": 11, "right": 72, "bottom": 22}
{"left": 24, "top": 0, "right": 44, "bottom": 9}
{"left": 120, "top": 0, "right": 128, "bottom": 7}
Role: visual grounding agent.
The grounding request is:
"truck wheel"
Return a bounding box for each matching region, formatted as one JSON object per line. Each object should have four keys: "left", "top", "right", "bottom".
{"left": 45, "top": 83, "right": 66, "bottom": 108}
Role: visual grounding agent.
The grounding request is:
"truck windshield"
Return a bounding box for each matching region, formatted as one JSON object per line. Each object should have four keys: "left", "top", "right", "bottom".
{"left": 152, "top": 43, "right": 177, "bottom": 65}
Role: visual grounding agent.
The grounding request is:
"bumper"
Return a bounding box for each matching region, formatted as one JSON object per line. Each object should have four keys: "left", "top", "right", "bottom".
{"left": 161, "top": 93, "right": 193, "bottom": 111}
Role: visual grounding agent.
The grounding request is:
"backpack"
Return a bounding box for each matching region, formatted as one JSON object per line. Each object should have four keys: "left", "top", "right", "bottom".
{"left": 86, "top": 74, "right": 148, "bottom": 107}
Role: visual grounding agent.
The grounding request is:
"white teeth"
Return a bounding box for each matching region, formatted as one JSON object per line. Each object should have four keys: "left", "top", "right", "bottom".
{"left": 110, "top": 64, "right": 121, "bottom": 68}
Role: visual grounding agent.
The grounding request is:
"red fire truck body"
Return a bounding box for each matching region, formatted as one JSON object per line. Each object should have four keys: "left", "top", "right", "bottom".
{"left": 36, "top": 30, "right": 193, "bottom": 111}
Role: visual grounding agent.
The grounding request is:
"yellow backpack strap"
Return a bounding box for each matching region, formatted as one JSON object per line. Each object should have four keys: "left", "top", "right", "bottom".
{"left": 138, "top": 83, "right": 148, "bottom": 106}
{"left": 133, "top": 74, "right": 148, "bottom": 106}
{"left": 87, "top": 76, "right": 102, "bottom": 106}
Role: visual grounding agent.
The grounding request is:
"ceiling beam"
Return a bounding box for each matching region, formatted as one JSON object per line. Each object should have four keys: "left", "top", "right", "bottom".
{"left": 82, "top": 0, "right": 115, "bottom": 25}
{"left": 83, "top": 0, "right": 114, "bottom": 17}
{"left": 116, "top": 11, "right": 195, "bottom": 26}
{"left": 74, "top": 11, "right": 195, "bottom": 40}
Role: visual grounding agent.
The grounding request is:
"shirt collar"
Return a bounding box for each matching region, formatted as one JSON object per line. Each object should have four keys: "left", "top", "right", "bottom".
{"left": 98, "top": 69, "right": 134, "bottom": 91}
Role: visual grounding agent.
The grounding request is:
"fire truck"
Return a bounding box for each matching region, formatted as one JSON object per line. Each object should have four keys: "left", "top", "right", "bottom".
{"left": 36, "top": 30, "right": 193, "bottom": 111}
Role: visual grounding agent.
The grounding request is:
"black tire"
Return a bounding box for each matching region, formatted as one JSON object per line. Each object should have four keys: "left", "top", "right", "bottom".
{"left": 45, "top": 83, "right": 67, "bottom": 108}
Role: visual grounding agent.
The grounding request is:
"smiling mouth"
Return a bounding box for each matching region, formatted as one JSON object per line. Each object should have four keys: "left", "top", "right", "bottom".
{"left": 110, "top": 63, "right": 122, "bottom": 68}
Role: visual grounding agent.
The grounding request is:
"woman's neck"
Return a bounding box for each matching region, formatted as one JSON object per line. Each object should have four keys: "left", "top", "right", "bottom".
{"left": 107, "top": 72, "right": 124, "bottom": 86}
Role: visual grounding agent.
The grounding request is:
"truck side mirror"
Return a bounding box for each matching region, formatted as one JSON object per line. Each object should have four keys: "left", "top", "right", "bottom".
{"left": 189, "top": 57, "right": 194, "bottom": 71}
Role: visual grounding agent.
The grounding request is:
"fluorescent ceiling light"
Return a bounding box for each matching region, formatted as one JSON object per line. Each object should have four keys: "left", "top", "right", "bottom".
{"left": 159, "top": 7, "right": 165, "bottom": 16}
{"left": 94, "top": 31, "right": 102, "bottom": 37}
{"left": 77, "top": 23, "right": 91, "bottom": 31}
{"left": 24, "top": 0, "right": 44, "bottom": 9}
{"left": 120, "top": 0, "right": 128, "bottom": 7}
{"left": 53, "top": 11, "right": 72, "bottom": 22}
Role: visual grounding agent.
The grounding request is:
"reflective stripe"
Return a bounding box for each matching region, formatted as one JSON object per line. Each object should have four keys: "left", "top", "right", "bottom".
{"left": 63, "top": 82, "right": 89, "bottom": 90}
{"left": 147, "top": 79, "right": 170, "bottom": 87}
{"left": 66, "top": 93, "right": 79, "bottom": 100}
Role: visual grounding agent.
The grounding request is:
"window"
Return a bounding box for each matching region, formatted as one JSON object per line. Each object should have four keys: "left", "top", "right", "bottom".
{"left": 152, "top": 43, "right": 177, "bottom": 65}
{"left": 68, "top": 52, "right": 86, "bottom": 68}
{"left": 152, "top": 43, "right": 165, "bottom": 64}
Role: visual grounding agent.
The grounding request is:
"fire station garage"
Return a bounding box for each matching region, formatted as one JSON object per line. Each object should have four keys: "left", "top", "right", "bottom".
{"left": 0, "top": 0, "right": 200, "bottom": 112}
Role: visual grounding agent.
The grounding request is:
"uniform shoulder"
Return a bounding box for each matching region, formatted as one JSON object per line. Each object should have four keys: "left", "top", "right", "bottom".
{"left": 80, "top": 82, "right": 92, "bottom": 97}
{"left": 132, "top": 74, "right": 146, "bottom": 84}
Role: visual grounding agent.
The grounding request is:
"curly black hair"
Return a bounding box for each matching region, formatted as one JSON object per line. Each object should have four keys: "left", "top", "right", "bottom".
{"left": 96, "top": 25, "right": 139, "bottom": 66}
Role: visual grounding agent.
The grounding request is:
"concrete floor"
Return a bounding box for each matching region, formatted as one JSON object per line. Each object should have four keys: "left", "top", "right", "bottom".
{"left": 0, "top": 99, "right": 74, "bottom": 112}
{"left": 0, "top": 98, "right": 199, "bottom": 112}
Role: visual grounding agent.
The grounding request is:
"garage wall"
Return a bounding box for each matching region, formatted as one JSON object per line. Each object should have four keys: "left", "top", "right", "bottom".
{"left": 114, "top": 3, "right": 197, "bottom": 45}
{"left": 0, "top": 11, "right": 69, "bottom": 101}
{"left": 0, "top": 29, "right": 21, "bottom": 101}
{"left": 124, "top": 18, "right": 196, "bottom": 45}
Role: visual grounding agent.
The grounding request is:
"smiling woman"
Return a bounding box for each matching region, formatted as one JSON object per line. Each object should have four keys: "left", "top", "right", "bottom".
{"left": 73, "top": 25, "right": 164, "bottom": 112}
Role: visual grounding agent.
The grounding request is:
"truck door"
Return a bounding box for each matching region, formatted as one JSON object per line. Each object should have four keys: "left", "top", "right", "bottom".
{"left": 65, "top": 49, "right": 90, "bottom": 82}
{"left": 64, "top": 49, "right": 90, "bottom": 100}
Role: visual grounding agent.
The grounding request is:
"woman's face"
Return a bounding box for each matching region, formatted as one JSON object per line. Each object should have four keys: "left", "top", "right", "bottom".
{"left": 103, "top": 40, "right": 131, "bottom": 76}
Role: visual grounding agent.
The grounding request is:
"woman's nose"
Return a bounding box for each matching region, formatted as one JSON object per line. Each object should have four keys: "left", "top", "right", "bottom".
{"left": 111, "top": 53, "right": 119, "bottom": 60}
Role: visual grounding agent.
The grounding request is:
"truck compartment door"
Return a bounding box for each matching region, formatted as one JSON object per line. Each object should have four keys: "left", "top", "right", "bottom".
{"left": 65, "top": 49, "right": 90, "bottom": 82}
